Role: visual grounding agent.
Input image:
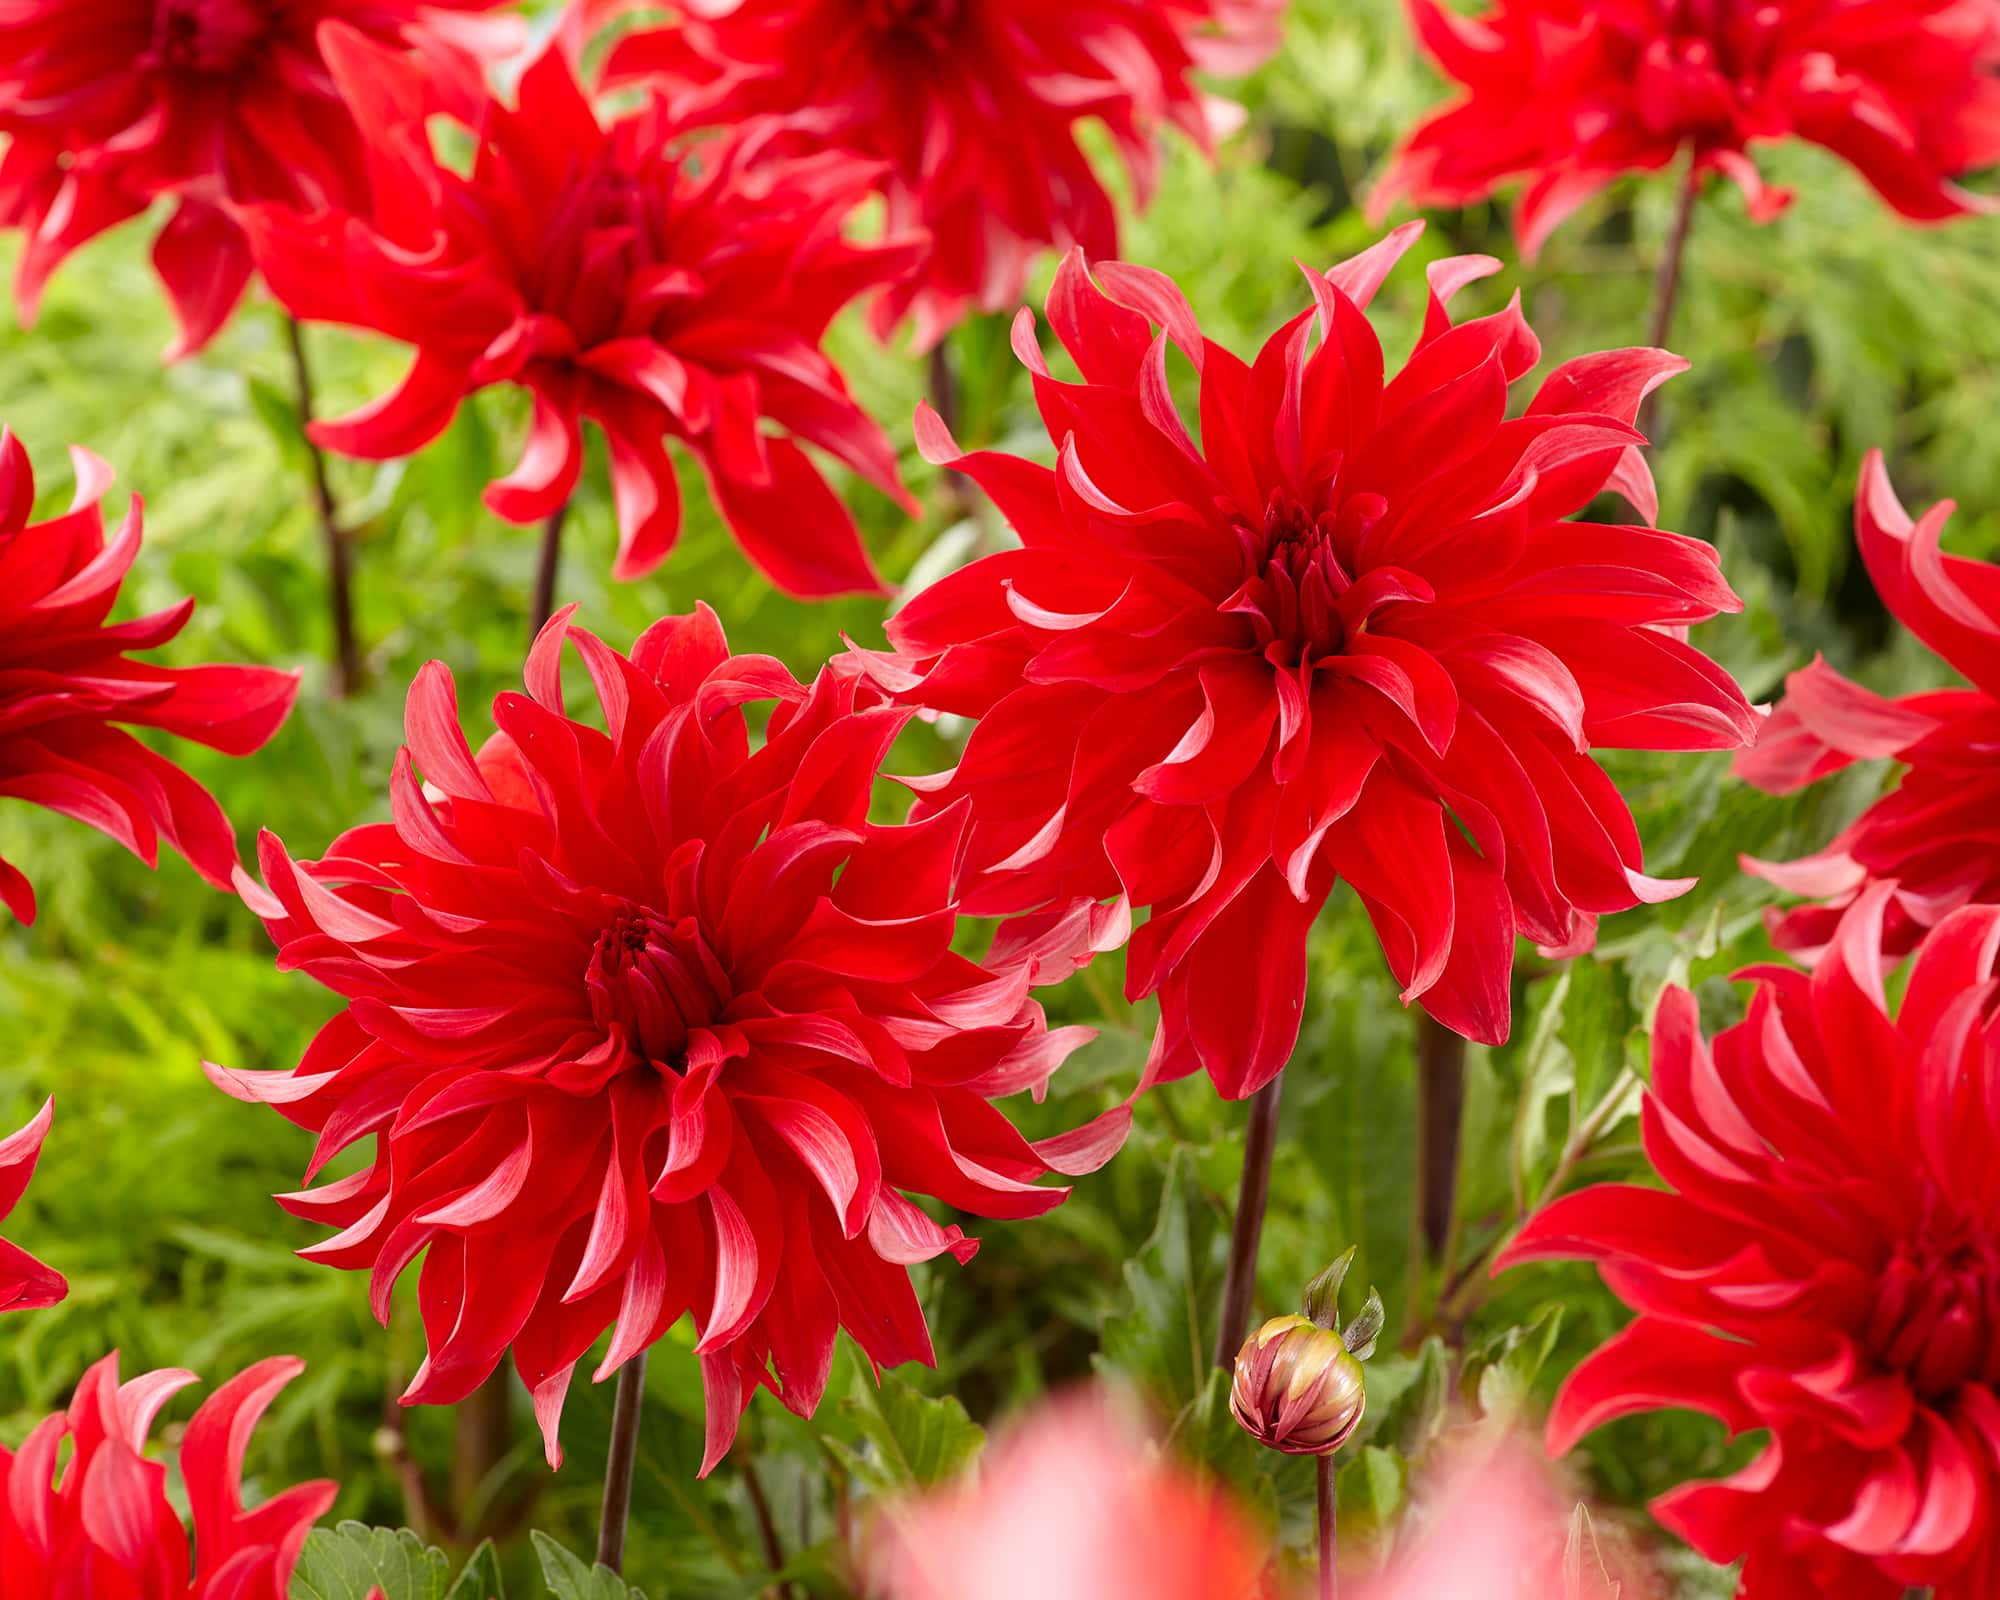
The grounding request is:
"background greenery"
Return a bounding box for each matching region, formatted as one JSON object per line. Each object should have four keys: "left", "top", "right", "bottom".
{"left": 2, "top": 1, "right": 1995, "bottom": 1594}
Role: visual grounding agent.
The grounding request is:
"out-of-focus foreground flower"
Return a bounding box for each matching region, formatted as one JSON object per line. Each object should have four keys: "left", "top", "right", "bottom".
{"left": 868, "top": 1388, "right": 1270, "bottom": 1600}
{"left": 596, "top": 0, "right": 1283, "bottom": 349}
{"left": 0, "top": 428, "right": 299, "bottom": 925}
{"left": 0, "top": 1353, "right": 334, "bottom": 1599}
{"left": 1501, "top": 887, "right": 2000, "bottom": 1597}
{"left": 863, "top": 229, "right": 1754, "bottom": 1099}
{"left": 0, "top": 0, "right": 515, "bottom": 358}
{"left": 0, "top": 1100, "right": 64, "bottom": 1314}
{"left": 1351, "top": 1435, "right": 1651, "bottom": 1600}
{"left": 1374, "top": 0, "right": 2000, "bottom": 258}
{"left": 1738, "top": 451, "right": 2000, "bottom": 959}
{"left": 210, "top": 606, "right": 1116, "bottom": 1475}
{"left": 244, "top": 33, "right": 917, "bottom": 598}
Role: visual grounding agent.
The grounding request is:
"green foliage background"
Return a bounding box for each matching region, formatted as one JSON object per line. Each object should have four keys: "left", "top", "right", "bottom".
{"left": 1, "top": 1, "right": 1994, "bottom": 1594}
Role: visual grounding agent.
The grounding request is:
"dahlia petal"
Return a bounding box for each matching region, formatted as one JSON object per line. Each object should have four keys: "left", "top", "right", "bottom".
{"left": 153, "top": 202, "right": 254, "bottom": 364}
{"left": 484, "top": 384, "right": 584, "bottom": 527}
{"left": 866, "top": 1188, "right": 974, "bottom": 1267}
{"left": 705, "top": 438, "right": 888, "bottom": 599}
{"left": 1417, "top": 834, "right": 1513, "bottom": 1045}
{"left": 1329, "top": 770, "right": 1456, "bottom": 1003}
{"left": 1179, "top": 866, "right": 1317, "bottom": 1099}
{"left": 601, "top": 412, "right": 685, "bottom": 582}
{"left": 1546, "top": 1316, "right": 1757, "bottom": 1455}
{"left": 1135, "top": 660, "right": 1279, "bottom": 804}
{"left": 698, "top": 1350, "right": 754, "bottom": 1479}
{"left": 310, "top": 350, "right": 470, "bottom": 461}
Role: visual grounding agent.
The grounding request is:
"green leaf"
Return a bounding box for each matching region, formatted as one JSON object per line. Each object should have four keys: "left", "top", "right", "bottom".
{"left": 1343, "top": 1288, "right": 1385, "bottom": 1361}
{"left": 1094, "top": 1148, "right": 1229, "bottom": 1410}
{"left": 1334, "top": 1445, "right": 1407, "bottom": 1550}
{"left": 290, "top": 1524, "right": 451, "bottom": 1600}
{"left": 1300, "top": 1245, "right": 1356, "bottom": 1331}
{"left": 1511, "top": 972, "right": 1577, "bottom": 1208}
{"left": 1463, "top": 1303, "right": 1567, "bottom": 1424}
{"left": 1560, "top": 957, "right": 1631, "bottom": 1117}
{"left": 530, "top": 1531, "right": 652, "bottom": 1600}
{"left": 445, "top": 1541, "right": 506, "bottom": 1600}
{"left": 246, "top": 374, "right": 312, "bottom": 478}
{"left": 829, "top": 1361, "right": 986, "bottom": 1497}
{"left": 1357, "top": 1335, "right": 1450, "bottom": 1460}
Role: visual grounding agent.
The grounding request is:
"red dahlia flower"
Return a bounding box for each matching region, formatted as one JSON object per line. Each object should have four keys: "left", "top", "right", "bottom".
{"left": 597, "top": 0, "right": 1283, "bottom": 350}
{"left": 0, "top": 0, "right": 512, "bottom": 359}
{"left": 209, "top": 607, "right": 1113, "bottom": 1474}
{"left": 0, "top": 1353, "right": 334, "bottom": 1599}
{"left": 1737, "top": 453, "right": 2000, "bottom": 959}
{"left": 0, "top": 1100, "right": 65, "bottom": 1314}
{"left": 1500, "top": 890, "right": 2000, "bottom": 1598}
{"left": 867, "top": 1389, "right": 1269, "bottom": 1600}
{"left": 244, "top": 33, "right": 917, "bottom": 597}
{"left": 1373, "top": 0, "right": 2000, "bottom": 258}
{"left": 864, "top": 233, "right": 1755, "bottom": 1098}
{"left": 0, "top": 429, "right": 299, "bottom": 925}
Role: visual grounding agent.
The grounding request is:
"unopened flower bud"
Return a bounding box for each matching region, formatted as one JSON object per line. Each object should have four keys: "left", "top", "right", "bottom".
{"left": 1230, "top": 1314, "right": 1368, "bottom": 1455}
{"left": 1229, "top": 1246, "right": 1383, "bottom": 1457}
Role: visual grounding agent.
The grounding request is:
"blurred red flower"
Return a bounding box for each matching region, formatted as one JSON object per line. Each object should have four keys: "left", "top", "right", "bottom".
{"left": 1501, "top": 888, "right": 2000, "bottom": 1598}
{"left": 0, "top": 429, "right": 299, "bottom": 925}
{"left": 596, "top": 0, "right": 1282, "bottom": 350}
{"left": 0, "top": 0, "right": 513, "bottom": 359}
{"left": 868, "top": 1388, "right": 1270, "bottom": 1600}
{"left": 0, "top": 1352, "right": 334, "bottom": 1599}
{"left": 0, "top": 1101, "right": 65, "bottom": 1315}
{"left": 862, "top": 231, "right": 1754, "bottom": 1098}
{"left": 210, "top": 607, "right": 1113, "bottom": 1474}
{"left": 1373, "top": 0, "right": 2000, "bottom": 258}
{"left": 244, "top": 33, "right": 917, "bottom": 598}
{"left": 1738, "top": 452, "right": 2000, "bottom": 959}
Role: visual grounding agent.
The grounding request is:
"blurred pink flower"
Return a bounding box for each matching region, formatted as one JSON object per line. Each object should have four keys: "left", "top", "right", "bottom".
{"left": 1353, "top": 1435, "right": 1655, "bottom": 1600}
{"left": 869, "top": 1388, "right": 1271, "bottom": 1600}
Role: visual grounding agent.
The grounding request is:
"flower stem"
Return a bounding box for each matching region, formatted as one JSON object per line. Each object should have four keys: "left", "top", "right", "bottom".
{"left": 1213, "top": 1072, "right": 1286, "bottom": 1368}
{"left": 741, "top": 1454, "right": 797, "bottom": 1600}
{"left": 1415, "top": 1012, "right": 1466, "bottom": 1265}
{"left": 1647, "top": 160, "right": 1703, "bottom": 354}
{"left": 531, "top": 503, "right": 570, "bottom": 643}
{"left": 596, "top": 1353, "right": 648, "bottom": 1573}
{"left": 1316, "top": 1454, "right": 1339, "bottom": 1600}
{"left": 284, "top": 317, "right": 361, "bottom": 697}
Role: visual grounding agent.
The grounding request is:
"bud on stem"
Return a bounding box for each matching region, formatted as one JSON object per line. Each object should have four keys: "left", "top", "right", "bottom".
{"left": 1229, "top": 1246, "right": 1383, "bottom": 1599}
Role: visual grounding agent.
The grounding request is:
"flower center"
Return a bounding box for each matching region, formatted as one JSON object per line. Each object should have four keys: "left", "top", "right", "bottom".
{"left": 861, "top": 0, "right": 965, "bottom": 47}
{"left": 146, "top": 0, "right": 268, "bottom": 74}
{"left": 1619, "top": 1, "right": 1787, "bottom": 136}
{"left": 1227, "top": 490, "right": 1388, "bottom": 666}
{"left": 1865, "top": 1221, "right": 2000, "bottom": 1400}
{"left": 585, "top": 906, "right": 729, "bottom": 1071}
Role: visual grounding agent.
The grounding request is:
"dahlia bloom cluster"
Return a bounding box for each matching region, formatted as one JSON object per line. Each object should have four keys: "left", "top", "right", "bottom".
{"left": 1375, "top": 0, "right": 2000, "bottom": 257}
{"left": 0, "top": 1353, "right": 334, "bottom": 1599}
{"left": 598, "top": 0, "right": 1283, "bottom": 348}
{"left": 212, "top": 607, "right": 1113, "bottom": 1473}
{"left": 0, "top": 1101, "right": 64, "bottom": 1315}
{"left": 1502, "top": 888, "right": 2000, "bottom": 1597}
{"left": 0, "top": 0, "right": 513, "bottom": 359}
{"left": 242, "top": 32, "right": 917, "bottom": 599}
{"left": 0, "top": 428, "right": 298, "bottom": 925}
{"left": 866, "top": 230, "right": 1755, "bottom": 1096}
{"left": 1739, "top": 453, "right": 2000, "bottom": 958}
